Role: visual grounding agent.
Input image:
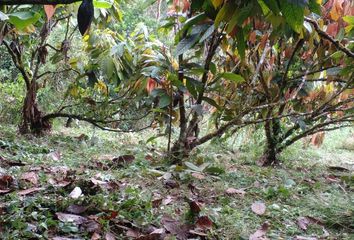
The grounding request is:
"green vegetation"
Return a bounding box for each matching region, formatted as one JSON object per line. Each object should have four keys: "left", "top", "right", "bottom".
{"left": 0, "top": 124, "right": 353, "bottom": 239}
{"left": 0, "top": 0, "right": 353, "bottom": 239}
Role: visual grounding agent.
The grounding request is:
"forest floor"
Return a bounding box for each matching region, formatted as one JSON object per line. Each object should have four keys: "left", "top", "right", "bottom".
{"left": 0, "top": 124, "right": 353, "bottom": 240}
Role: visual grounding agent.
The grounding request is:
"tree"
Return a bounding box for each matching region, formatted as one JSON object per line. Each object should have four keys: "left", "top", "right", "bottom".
{"left": 140, "top": 0, "right": 353, "bottom": 164}
{"left": 0, "top": 0, "right": 146, "bottom": 134}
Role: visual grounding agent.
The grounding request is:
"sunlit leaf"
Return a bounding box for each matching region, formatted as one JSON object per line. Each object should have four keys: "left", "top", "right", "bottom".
{"left": 8, "top": 11, "right": 41, "bottom": 30}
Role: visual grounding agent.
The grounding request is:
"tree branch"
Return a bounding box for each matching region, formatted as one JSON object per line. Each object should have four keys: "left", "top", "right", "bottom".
{"left": 305, "top": 17, "right": 354, "bottom": 58}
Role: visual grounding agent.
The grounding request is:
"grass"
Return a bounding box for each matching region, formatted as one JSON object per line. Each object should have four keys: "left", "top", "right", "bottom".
{"left": 0, "top": 123, "right": 353, "bottom": 239}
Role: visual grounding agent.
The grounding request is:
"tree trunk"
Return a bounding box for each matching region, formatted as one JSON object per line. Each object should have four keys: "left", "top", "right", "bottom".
{"left": 259, "top": 119, "right": 279, "bottom": 166}
{"left": 19, "top": 81, "right": 51, "bottom": 134}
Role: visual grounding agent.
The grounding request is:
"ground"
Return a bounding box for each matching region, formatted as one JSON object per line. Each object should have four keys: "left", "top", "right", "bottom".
{"left": 0, "top": 123, "right": 353, "bottom": 240}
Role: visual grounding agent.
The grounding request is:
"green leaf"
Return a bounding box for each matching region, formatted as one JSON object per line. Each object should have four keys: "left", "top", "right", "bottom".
{"left": 8, "top": 11, "right": 41, "bottom": 30}
{"left": 93, "top": 0, "right": 113, "bottom": 9}
{"left": 185, "top": 162, "right": 203, "bottom": 172}
{"left": 199, "top": 24, "right": 215, "bottom": 43}
{"left": 158, "top": 94, "right": 171, "bottom": 108}
{"left": 202, "top": 97, "right": 221, "bottom": 110}
{"left": 204, "top": 166, "right": 225, "bottom": 175}
{"left": 0, "top": 11, "right": 9, "bottom": 21}
{"left": 210, "top": 62, "right": 217, "bottom": 75}
{"left": 180, "top": 13, "right": 207, "bottom": 35}
{"left": 185, "top": 78, "right": 198, "bottom": 98}
{"left": 308, "top": 0, "right": 321, "bottom": 15}
{"left": 191, "top": 0, "right": 204, "bottom": 11}
{"left": 236, "top": 27, "right": 246, "bottom": 60}
{"left": 262, "top": 0, "right": 280, "bottom": 15}
{"left": 343, "top": 16, "right": 354, "bottom": 25}
{"left": 219, "top": 72, "right": 245, "bottom": 83}
{"left": 175, "top": 33, "right": 200, "bottom": 56}
{"left": 280, "top": 0, "right": 305, "bottom": 33}
{"left": 214, "top": 1, "right": 236, "bottom": 27}
{"left": 102, "top": 56, "right": 115, "bottom": 78}
{"left": 226, "top": 3, "right": 253, "bottom": 33}
{"left": 211, "top": 0, "right": 223, "bottom": 9}
{"left": 146, "top": 135, "right": 164, "bottom": 143}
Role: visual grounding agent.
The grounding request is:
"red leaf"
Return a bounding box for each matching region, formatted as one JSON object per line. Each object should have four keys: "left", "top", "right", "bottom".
{"left": 44, "top": 5, "right": 56, "bottom": 20}
{"left": 0, "top": 175, "right": 13, "bottom": 190}
{"left": 101, "top": 211, "right": 118, "bottom": 220}
{"left": 326, "top": 22, "right": 339, "bottom": 38}
{"left": 189, "top": 200, "right": 202, "bottom": 214}
{"left": 146, "top": 78, "right": 157, "bottom": 94}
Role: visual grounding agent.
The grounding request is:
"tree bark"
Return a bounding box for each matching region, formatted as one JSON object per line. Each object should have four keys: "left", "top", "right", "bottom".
{"left": 260, "top": 112, "right": 279, "bottom": 166}
{"left": 0, "top": 0, "right": 80, "bottom": 4}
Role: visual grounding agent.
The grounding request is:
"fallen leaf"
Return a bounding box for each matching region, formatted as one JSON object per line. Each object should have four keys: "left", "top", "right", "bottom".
{"left": 251, "top": 202, "right": 266, "bottom": 215}
{"left": 0, "top": 189, "right": 11, "bottom": 194}
{"left": 189, "top": 229, "right": 208, "bottom": 237}
{"left": 0, "top": 157, "right": 26, "bottom": 167}
{"left": 152, "top": 198, "right": 162, "bottom": 208}
{"left": 83, "top": 220, "right": 101, "bottom": 233}
{"left": 91, "top": 232, "right": 101, "bottom": 240}
{"left": 249, "top": 222, "right": 270, "bottom": 240}
{"left": 196, "top": 216, "right": 213, "bottom": 230}
{"left": 189, "top": 200, "right": 202, "bottom": 215}
{"left": 161, "top": 216, "right": 189, "bottom": 239}
{"left": 18, "top": 187, "right": 44, "bottom": 196}
{"left": 162, "top": 195, "right": 174, "bottom": 205}
{"left": 49, "top": 179, "right": 72, "bottom": 188}
{"left": 101, "top": 211, "right": 118, "bottom": 220}
{"left": 226, "top": 188, "right": 246, "bottom": 196}
{"left": 112, "top": 155, "right": 135, "bottom": 167}
{"left": 325, "top": 175, "right": 340, "bottom": 183}
{"left": 151, "top": 228, "right": 165, "bottom": 234}
{"left": 294, "top": 236, "right": 317, "bottom": 240}
{"left": 136, "top": 233, "right": 164, "bottom": 240}
{"left": 20, "top": 172, "right": 38, "bottom": 185}
{"left": 328, "top": 166, "right": 349, "bottom": 172}
{"left": 105, "top": 232, "right": 116, "bottom": 240}
{"left": 56, "top": 212, "right": 87, "bottom": 225}
{"left": 0, "top": 175, "right": 13, "bottom": 189}
{"left": 164, "top": 179, "right": 179, "bottom": 189}
{"left": 66, "top": 204, "right": 87, "bottom": 214}
{"left": 297, "top": 216, "right": 324, "bottom": 231}
{"left": 126, "top": 228, "right": 141, "bottom": 238}
{"left": 47, "top": 151, "right": 61, "bottom": 161}
{"left": 69, "top": 187, "right": 82, "bottom": 199}
{"left": 191, "top": 172, "right": 205, "bottom": 180}
{"left": 52, "top": 237, "right": 81, "bottom": 240}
